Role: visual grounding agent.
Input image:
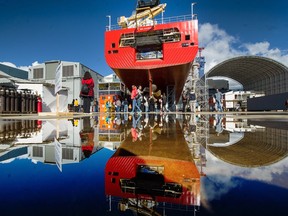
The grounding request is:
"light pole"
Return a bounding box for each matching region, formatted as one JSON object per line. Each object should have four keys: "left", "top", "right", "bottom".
{"left": 191, "top": 2, "right": 196, "bottom": 20}
{"left": 106, "top": 15, "right": 111, "bottom": 31}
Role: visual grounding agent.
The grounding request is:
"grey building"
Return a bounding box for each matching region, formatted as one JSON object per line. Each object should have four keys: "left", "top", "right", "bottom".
{"left": 29, "top": 60, "right": 103, "bottom": 105}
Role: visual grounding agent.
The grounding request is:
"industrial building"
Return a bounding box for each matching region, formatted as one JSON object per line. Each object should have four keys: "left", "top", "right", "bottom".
{"left": 29, "top": 60, "right": 104, "bottom": 107}
{"left": 205, "top": 56, "right": 288, "bottom": 111}
{"left": 0, "top": 61, "right": 104, "bottom": 113}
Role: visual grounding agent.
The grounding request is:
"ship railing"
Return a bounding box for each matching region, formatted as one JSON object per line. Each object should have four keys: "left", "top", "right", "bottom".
{"left": 106, "top": 14, "right": 196, "bottom": 31}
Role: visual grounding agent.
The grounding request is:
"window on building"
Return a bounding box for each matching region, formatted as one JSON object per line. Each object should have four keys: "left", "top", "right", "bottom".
{"left": 33, "top": 68, "right": 44, "bottom": 79}
{"left": 110, "top": 83, "right": 120, "bottom": 90}
{"left": 99, "top": 83, "right": 109, "bottom": 90}
{"left": 62, "top": 148, "right": 73, "bottom": 160}
{"left": 32, "top": 146, "right": 43, "bottom": 157}
{"left": 63, "top": 65, "right": 74, "bottom": 77}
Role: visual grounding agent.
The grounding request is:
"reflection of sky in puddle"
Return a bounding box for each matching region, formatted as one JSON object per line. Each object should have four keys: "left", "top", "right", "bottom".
{"left": 0, "top": 114, "right": 287, "bottom": 216}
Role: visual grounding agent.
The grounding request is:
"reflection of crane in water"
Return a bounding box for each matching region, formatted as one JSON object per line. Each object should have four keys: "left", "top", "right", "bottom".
{"left": 118, "top": 198, "right": 161, "bottom": 216}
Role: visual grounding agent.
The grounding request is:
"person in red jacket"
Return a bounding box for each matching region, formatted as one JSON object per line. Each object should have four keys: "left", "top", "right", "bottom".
{"left": 80, "top": 71, "right": 94, "bottom": 113}
{"left": 131, "top": 85, "right": 141, "bottom": 113}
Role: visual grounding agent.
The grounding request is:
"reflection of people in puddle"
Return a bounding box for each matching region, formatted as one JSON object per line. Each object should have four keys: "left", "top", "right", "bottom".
{"left": 80, "top": 117, "right": 94, "bottom": 158}
{"left": 215, "top": 114, "right": 224, "bottom": 136}
{"left": 131, "top": 114, "right": 141, "bottom": 142}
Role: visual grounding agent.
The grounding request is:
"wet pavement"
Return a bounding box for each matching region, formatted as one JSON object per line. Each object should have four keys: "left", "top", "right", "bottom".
{"left": 0, "top": 112, "right": 287, "bottom": 216}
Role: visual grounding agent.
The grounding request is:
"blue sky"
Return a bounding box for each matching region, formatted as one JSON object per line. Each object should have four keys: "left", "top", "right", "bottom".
{"left": 0, "top": 0, "right": 287, "bottom": 75}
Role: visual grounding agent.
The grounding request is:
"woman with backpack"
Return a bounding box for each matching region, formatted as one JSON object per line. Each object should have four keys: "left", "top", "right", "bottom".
{"left": 80, "top": 71, "right": 94, "bottom": 113}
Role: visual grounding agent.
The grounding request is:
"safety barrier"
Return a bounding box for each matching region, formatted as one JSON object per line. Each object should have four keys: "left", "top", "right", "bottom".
{"left": 0, "top": 87, "right": 40, "bottom": 114}
{"left": 0, "top": 120, "right": 40, "bottom": 143}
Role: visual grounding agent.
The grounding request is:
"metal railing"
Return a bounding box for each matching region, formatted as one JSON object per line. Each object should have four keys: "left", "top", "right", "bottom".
{"left": 105, "top": 14, "right": 196, "bottom": 31}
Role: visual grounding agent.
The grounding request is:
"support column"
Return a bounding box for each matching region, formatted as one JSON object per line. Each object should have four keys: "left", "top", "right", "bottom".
{"left": 148, "top": 69, "right": 152, "bottom": 96}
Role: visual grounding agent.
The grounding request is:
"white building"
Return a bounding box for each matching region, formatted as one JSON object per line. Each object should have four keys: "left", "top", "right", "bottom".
{"left": 29, "top": 60, "right": 103, "bottom": 105}
{"left": 224, "top": 90, "right": 264, "bottom": 111}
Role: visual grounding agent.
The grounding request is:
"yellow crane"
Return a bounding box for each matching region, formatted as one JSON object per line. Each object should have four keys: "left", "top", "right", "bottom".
{"left": 118, "top": 3, "right": 167, "bottom": 28}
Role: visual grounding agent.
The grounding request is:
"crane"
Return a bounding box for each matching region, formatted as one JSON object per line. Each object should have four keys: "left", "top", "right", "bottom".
{"left": 118, "top": 1, "right": 166, "bottom": 28}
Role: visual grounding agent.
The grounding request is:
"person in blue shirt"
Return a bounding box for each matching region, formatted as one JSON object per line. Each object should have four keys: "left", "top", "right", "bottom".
{"left": 214, "top": 89, "right": 223, "bottom": 112}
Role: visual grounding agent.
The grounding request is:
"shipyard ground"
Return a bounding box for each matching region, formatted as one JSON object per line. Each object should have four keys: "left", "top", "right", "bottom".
{"left": 0, "top": 111, "right": 287, "bottom": 120}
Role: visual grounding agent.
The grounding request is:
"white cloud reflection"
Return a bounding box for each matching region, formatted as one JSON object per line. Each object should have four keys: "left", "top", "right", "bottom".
{"left": 201, "top": 150, "right": 288, "bottom": 204}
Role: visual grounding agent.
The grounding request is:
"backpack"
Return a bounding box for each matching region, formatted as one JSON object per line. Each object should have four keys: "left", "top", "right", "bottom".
{"left": 189, "top": 92, "right": 196, "bottom": 101}
{"left": 81, "top": 84, "right": 89, "bottom": 95}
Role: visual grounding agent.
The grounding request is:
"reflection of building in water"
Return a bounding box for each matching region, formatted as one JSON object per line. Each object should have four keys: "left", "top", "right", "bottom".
{"left": 98, "top": 114, "right": 127, "bottom": 150}
{"left": 208, "top": 115, "right": 266, "bottom": 147}
{"left": 105, "top": 115, "right": 201, "bottom": 215}
{"left": 207, "top": 117, "right": 288, "bottom": 167}
{"left": 29, "top": 118, "right": 102, "bottom": 167}
{"left": 0, "top": 118, "right": 103, "bottom": 169}
{"left": 0, "top": 120, "right": 41, "bottom": 162}
{"left": 225, "top": 117, "right": 265, "bottom": 132}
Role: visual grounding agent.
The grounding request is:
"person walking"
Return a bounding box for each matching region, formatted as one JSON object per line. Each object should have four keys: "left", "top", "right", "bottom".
{"left": 214, "top": 89, "right": 223, "bottom": 112}
{"left": 80, "top": 71, "right": 94, "bottom": 113}
{"left": 93, "top": 99, "right": 98, "bottom": 112}
{"left": 149, "top": 94, "right": 156, "bottom": 112}
{"left": 188, "top": 90, "right": 196, "bottom": 112}
{"left": 137, "top": 85, "right": 143, "bottom": 111}
{"left": 182, "top": 91, "right": 187, "bottom": 112}
{"left": 115, "top": 96, "right": 121, "bottom": 112}
{"left": 122, "top": 98, "right": 129, "bottom": 112}
{"left": 143, "top": 94, "right": 149, "bottom": 113}
{"left": 131, "top": 85, "right": 141, "bottom": 113}
{"left": 162, "top": 93, "right": 168, "bottom": 112}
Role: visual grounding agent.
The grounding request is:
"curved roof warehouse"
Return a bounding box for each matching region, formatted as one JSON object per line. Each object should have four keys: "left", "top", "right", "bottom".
{"left": 205, "top": 56, "right": 288, "bottom": 111}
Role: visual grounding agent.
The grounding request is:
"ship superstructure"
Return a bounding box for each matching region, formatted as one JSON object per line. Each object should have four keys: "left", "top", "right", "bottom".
{"left": 105, "top": 0, "right": 198, "bottom": 103}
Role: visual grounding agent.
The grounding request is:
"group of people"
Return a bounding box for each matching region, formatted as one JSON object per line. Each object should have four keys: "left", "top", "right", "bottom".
{"left": 78, "top": 72, "right": 170, "bottom": 114}
{"left": 182, "top": 88, "right": 225, "bottom": 112}
{"left": 130, "top": 85, "right": 168, "bottom": 114}
{"left": 208, "top": 89, "right": 224, "bottom": 112}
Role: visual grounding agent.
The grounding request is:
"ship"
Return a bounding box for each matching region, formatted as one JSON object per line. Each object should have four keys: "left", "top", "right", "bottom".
{"left": 105, "top": 115, "right": 200, "bottom": 214}
{"left": 105, "top": 0, "right": 198, "bottom": 102}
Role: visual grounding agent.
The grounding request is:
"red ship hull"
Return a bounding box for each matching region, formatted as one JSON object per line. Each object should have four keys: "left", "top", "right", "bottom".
{"left": 105, "top": 19, "right": 198, "bottom": 101}
{"left": 105, "top": 156, "right": 200, "bottom": 206}
{"left": 105, "top": 121, "right": 200, "bottom": 206}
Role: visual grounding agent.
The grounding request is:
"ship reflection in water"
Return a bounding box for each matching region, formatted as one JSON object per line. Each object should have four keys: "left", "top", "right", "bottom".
{"left": 0, "top": 114, "right": 287, "bottom": 216}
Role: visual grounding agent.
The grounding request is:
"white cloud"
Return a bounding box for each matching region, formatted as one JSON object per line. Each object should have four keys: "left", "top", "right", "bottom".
{"left": 31, "top": 61, "right": 41, "bottom": 66}
{"left": 199, "top": 23, "right": 288, "bottom": 72}
{"left": 243, "top": 42, "right": 288, "bottom": 64}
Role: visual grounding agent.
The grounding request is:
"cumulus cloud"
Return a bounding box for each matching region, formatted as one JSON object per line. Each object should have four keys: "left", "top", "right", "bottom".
{"left": 199, "top": 23, "right": 288, "bottom": 72}
{"left": 243, "top": 42, "right": 288, "bottom": 64}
